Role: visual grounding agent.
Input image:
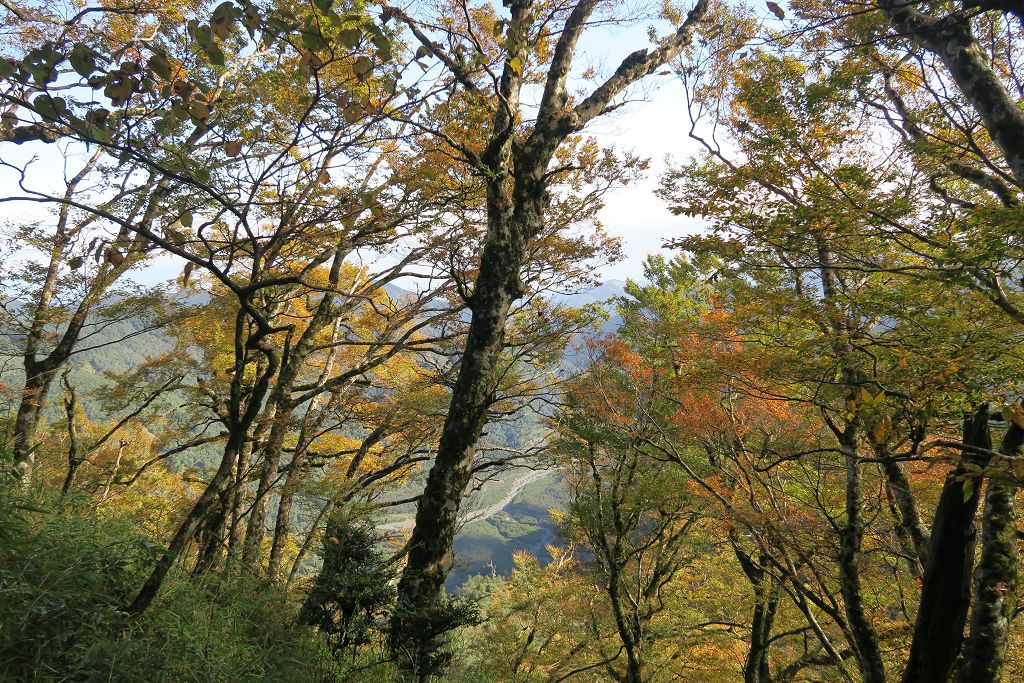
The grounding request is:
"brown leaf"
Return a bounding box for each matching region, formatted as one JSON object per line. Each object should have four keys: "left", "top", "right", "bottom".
{"left": 181, "top": 261, "right": 194, "bottom": 287}
{"left": 105, "top": 248, "right": 124, "bottom": 267}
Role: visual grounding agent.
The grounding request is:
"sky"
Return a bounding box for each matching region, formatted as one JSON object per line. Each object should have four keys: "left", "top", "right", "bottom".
{"left": 588, "top": 86, "right": 704, "bottom": 282}
{"left": 0, "top": 8, "right": 709, "bottom": 288}
{"left": 555, "top": 13, "right": 709, "bottom": 283}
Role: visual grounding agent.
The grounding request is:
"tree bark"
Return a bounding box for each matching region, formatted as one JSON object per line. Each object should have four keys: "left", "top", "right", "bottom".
{"left": 127, "top": 320, "right": 278, "bottom": 616}
{"left": 957, "top": 420, "right": 1024, "bottom": 683}
{"left": 60, "top": 374, "right": 82, "bottom": 496}
{"left": 13, "top": 157, "right": 154, "bottom": 482}
{"left": 225, "top": 435, "right": 255, "bottom": 564}
{"left": 838, "top": 424, "right": 887, "bottom": 683}
{"left": 880, "top": 0, "right": 1024, "bottom": 186}
{"left": 735, "top": 541, "right": 779, "bottom": 683}
{"left": 879, "top": 448, "right": 930, "bottom": 572}
{"left": 389, "top": 208, "right": 526, "bottom": 645}
{"left": 902, "top": 406, "right": 991, "bottom": 683}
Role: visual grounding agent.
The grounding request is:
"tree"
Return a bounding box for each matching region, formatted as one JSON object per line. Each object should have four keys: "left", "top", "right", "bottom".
{"left": 554, "top": 338, "right": 703, "bottom": 682}
{"left": 386, "top": 0, "right": 711, "bottom": 665}
{"left": 0, "top": 0, "right": 445, "bottom": 613}
{"left": 660, "top": 16, "right": 1024, "bottom": 679}
{"left": 0, "top": 151, "right": 171, "bottom": 482}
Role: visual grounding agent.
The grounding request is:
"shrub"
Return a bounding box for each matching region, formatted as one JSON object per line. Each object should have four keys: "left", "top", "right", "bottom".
{"left": 0, "top": 501, "right": 325, "bottom": 681}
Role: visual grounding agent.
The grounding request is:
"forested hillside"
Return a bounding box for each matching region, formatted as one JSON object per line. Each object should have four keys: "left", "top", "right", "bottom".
{"left": 2, "top": 0, "right": 1024, "bottom": 681}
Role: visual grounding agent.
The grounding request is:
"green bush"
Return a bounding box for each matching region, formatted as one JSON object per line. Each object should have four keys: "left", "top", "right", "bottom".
{"left": 0, "top": 502, "right": 326, "bottom": 682}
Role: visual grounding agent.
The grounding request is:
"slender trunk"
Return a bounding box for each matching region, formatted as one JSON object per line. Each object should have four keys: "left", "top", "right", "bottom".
{"left": 817, "top": 229, "right": 885, "bottom": 683}
{"left": 838, "top": 425, "right": 887, "bottom": 683}
{"left": 11, "top": 153, "right": 102, "bottom": 474}
{"left": 128, "top": 320, "right": 278, "bottom": 615}
{"left": 225, "top": 435, "right": 255, "bottom": 563}
{"left": 902, "top": 406, "right": 991, "bottom": 683}
{"left": 194, "top": 476, "right": 232, "bottom": 573}
{"left": 745, "top": 583, "right": 779, "bottom": 683}
{"left": 127, "top": 436, "right": 242, "bottom": 615}
{"left": 243, "top": 254, "right": 347, "bottom": 565}
{"left": 99, "top": 440, "right": 126, "bottom": 503}
{"left": 957, "top": 421, "right": 1024, "bottom": 683}
{"left": 885, "top": 478, "right": 923, "bottom": 580}
{"left": 879, "top": 447, "right": 930, "bottom": 572}
{"left": 242, "top": 401, "right": 282, "bottom": 563}
{"left": 266, "top": 446, "right": 304, "bottom": 580}
{"left": 607, "top": 569, "right": 643, "bottom": 683}
{"left": 60, "top": 376, "right": 81, "bottom": 496}
{"left": 736, "top": 543, "right": 779, "bottom": 683}
{"left": 268, "top": 329, "right": 340, "bottom": 579}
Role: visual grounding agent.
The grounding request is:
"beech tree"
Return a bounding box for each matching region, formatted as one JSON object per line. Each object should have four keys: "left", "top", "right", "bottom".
{"left": 384, "top": 0, "right": 711, "bottom": 665}
{"left": 0, "top": 153, "right": 170, "bottom": 482}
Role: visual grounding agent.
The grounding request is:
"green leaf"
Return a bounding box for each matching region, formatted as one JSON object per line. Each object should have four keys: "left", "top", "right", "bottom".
{"left": 211, "top": 1, "right": 235, "bottom": 39}
{"left": 33, "top": 94, "right": 66, "bottom": 120}
{"left": 69, "top": 43, "right": 97, "bottom": 77}
{"left": 339, "top": 28, "right": 362, "bottom": 48}
{"left": 194, "top": 24, "right": 215, "bottom": 48}
{"left": 148, "top": 53, "right": 172, "bottom": 80}
{"left": 205, "top": 44, "right": 226, "bottom": 67}
{"left": 189, "top": 101, "right": 210, "bottom": 122}
{"left": 352, "top": 56, "right": 373, "bottom": 81}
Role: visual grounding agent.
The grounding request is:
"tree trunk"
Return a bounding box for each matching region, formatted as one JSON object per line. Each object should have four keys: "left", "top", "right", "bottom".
{"left": 225, "top": 435, "right": 255, "bottom": 564}
{"left": 127, "top": 322, "right": 278, "bottom": 615}
{"left": 60, "top": 376, "right": 82, "bottom": 496}
{"left": 12, "top": 369, "right": 57, "bottom": 480}
{"left": 242, "top": 395, "right": 285, "bottom": 564}
{"left": 11, "top": 152, "right": 103, "bottom": 478}
{"left": 386, "top": 0, "right": 709, "bottom": 665}
{"left": 389, "top": 210, "right": 525, "bottom": 646}
{"left": 957, "top": 421, "right": 1024, "bottom": 683}
{"left": 267, "top": 446, "right": 304, "bottom": 580}
{"left": 193, "top": 478, "right": 231, "bottom": 573}
{"left": 879, "top": 447, "right": 930, "bottom": 572}
{"left": 902, "top": 406, "right": 991, "bottom": 683}
{"left": 838, "top": 425, "right": 887, "bottom": 683}
{"left": 881, "top": 0, "right": 1024, "bottom": 186}
{"left": 735, "top": 541, "right": 779, "bottom": 683}
{"left": 127, "top": 436, "right": 241, "bottom": 615}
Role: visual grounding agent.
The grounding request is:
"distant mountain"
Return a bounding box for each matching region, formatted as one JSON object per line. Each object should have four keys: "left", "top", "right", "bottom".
{"left": 553, "top": 278, "right": 626, "bottom": 307}
{"left": 2, "top": 280, "right": 626, "bottom": 586}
